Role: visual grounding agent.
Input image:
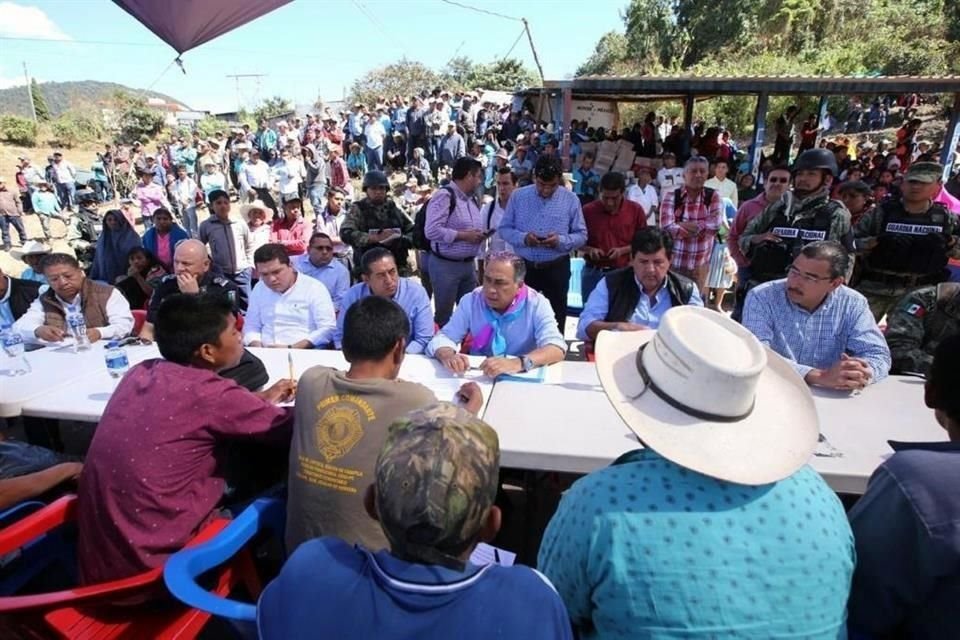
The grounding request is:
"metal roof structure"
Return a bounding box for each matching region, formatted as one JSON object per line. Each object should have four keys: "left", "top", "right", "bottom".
{"left": 523, "top": 75, "right": 960, "bottom": 102}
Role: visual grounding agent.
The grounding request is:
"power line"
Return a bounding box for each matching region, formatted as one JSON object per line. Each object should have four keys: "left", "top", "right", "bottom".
{"left": 502, "top": 28, "right": 525, "bottom": 60}
{"left": 437, "top": 0, "right": 522, "bottom": 22}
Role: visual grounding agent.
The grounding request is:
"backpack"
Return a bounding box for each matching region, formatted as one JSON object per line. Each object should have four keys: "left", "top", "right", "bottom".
{"left": 672, "top": 187, "right": 716, "bottom": 222}
{"left": 412, "top": 186, "right": 456, "bottom": 252}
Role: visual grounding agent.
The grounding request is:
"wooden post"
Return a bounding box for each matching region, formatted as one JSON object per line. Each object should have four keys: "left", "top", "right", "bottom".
{"left": 750, "top": 92, "right": 769, "bottom": 179}
{"left": 941, "top": 92, "right": 960, "bottom": 181}
{"left": 683, "top": 94, "right": 695, "bottom": 132}
{"left": 561, "top": 86, "right": 573, "bottom": 171}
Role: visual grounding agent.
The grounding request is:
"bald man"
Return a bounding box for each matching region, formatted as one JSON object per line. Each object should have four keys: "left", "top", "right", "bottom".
{"left": 142, "top": 239, "right": 268, "bottom": 392}
{"left": 141, "top": 239, "right": 243, "bottom": 341}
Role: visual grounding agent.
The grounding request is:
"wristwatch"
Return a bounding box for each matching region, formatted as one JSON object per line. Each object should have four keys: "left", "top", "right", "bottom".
{"left": 521, "top": 355, "right": 535, "bottom": 372}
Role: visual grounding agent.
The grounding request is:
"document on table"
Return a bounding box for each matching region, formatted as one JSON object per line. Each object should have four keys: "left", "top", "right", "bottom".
{"left": 814, "top": 433, "right": 844, "bottom": 458}
{"left": 470, "top": 543, "right": 516, "bottom": 566}
{"left": 417, "top": 358, "right": 494, "bottom": 416}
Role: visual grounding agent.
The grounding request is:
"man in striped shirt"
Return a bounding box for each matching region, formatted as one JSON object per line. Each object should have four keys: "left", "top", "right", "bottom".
{"left": 499, "top": 155, "right": 587, "bottom": 330}
{"left": 659, "top": 155, "right": 723, "bottom": 295}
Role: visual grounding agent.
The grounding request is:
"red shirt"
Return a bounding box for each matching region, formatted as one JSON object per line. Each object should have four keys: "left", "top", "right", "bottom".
{"left": 582, "top": 198, "right": 647, "bottom": 269}
{"left": 77, "top": 360, "right": 293, "bottom": 583}
{"left": 728, "top": 193, "right": 770, "bottom": 268}
{"left": 270, "top": 216, "right": 308, "bottom": 255}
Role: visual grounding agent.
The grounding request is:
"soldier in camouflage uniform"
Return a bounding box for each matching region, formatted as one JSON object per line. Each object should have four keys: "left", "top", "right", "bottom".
{"left": 68, "top": 188, "right": 101, "bottom": 272}
{"left": 739, "top": 149, "right": 852, "bottom": 293}
{"left": 853, "top": 161, "right": 960, "bottom": 322}
{"left": 340, "top": 170, "right": 415, "bottom": 277}
{"left": 884, "top": 282, "right": 960, "bottom": 375}
{"left": 374, "top": 402, "right": 500, "bottom": 570}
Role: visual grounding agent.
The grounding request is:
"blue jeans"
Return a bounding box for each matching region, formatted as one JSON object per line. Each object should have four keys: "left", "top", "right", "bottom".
{"left": 142, "top": 214, "right": 154, "bottom": 231}
{"left": 56, "top": 182, "right": 76, "bottom": 210}
{"left": 365, "top": 146, "right": 383, "bottom": 172}
{"left": 180, "top": 204, "right": 198, "bottom": 238}
{"left": 0, "top": 215, "right": 27, "bottom": 247}
{"left": 427, "top": 254, "right": 477, "bottom": 326}
{"left": 308, "top": 184, "right": 326, "bottom": 216}
{"left": 225, "top": 269, "right": 251, "bottom": 311}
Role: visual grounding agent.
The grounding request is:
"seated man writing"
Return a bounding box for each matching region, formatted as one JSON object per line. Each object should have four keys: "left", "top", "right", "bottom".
{"left": 260, "top": 403, "right": 572, "bottom": 640}
{"left": 288, "top": 296, "right": 481, "bottom": 553}
{"left": 427, "top": 251, "right": 566, "bottom": 378}
{"left": 334, "top": 247, "right": 434, "bottom": 353}
{"left": 13, "top": 252, "right": 133, "bottom": 344}
{"left": 576, "top": 227, "right": 703, "bottom": 342}
{"left": 743, "top": 240, "right": 891, "bottom": 390}
{"left": 244, "top": 243, "right": 336, "bottom": 349}
{"left": 76, "top": 294, "right": 296, "bottom": 584}
{"left": 143, "top": 238, "right": 268, "bottom": 391}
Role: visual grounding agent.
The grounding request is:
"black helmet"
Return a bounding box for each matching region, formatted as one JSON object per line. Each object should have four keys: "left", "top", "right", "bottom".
{"left": 362, "top": 170, "right": 389, "bottom": 190}
{"left": 77, "top": 188, "right": 98, "bottom": 203}
{"left": 794, "top": 149, "right": 838, "bottom": 177}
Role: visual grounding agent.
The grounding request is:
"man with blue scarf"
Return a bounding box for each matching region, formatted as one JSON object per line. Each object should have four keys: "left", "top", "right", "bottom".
{"left": 427, "top": 251, "right": 566, "bottom": 378}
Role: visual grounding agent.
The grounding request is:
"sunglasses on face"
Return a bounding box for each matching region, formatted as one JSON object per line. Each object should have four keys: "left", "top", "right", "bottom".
{"left": 767, "top": 177, "right": 790, "bottom": 184}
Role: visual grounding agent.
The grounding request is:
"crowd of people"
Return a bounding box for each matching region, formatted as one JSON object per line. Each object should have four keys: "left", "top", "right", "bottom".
{"left": 1, "top": 89, "right": 960, "bottom": 639}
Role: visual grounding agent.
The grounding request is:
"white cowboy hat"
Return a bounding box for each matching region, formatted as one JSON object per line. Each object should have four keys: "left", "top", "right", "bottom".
{"left": 240, "top": 199, "right": 272, "bottom": 220}
{"left": 594, "top": 306, "right": 818, "bottom": 485}
{"left": 13, "top": 240, "right": 52, "bottom": 257}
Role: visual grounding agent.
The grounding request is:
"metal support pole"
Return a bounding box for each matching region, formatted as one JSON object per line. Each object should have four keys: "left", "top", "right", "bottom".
{"left": 750, "top": 93, "right": 769, "bottom": 179}
{"left": 941, "top": 92, "right": 960, "bottom": 181}
{"left": 561, "top": 87, "right": 572, "bottom": 171}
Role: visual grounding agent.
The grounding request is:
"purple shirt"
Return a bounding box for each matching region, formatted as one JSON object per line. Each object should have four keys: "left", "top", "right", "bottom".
{"left": 424, "top": 183, "right": 482, "bottom": 259}
{"left": 77, "top": 359, "right": 293, "bottom": 584}
{"left": 134, "top": 181, "right": 167, "bottom": 218}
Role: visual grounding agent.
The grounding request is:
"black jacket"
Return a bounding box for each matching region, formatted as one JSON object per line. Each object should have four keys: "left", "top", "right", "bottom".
{"left": 5, "top": 276, "right": 42, "bottom": 321}
{"left": 603, "top": 268, "right": 696, "bottom": 323}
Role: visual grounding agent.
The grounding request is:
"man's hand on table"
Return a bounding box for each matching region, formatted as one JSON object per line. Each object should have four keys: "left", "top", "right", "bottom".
{"left": 436, "top": 347, "right": 471, "bottom": 374}
{"left": 455, "top": 381, "right": 483, "bottom": 414}
{"left": 258, "top": 379, "right": 297, "bottom": 404}
{"left": 480, "top": 356, "right": 523, "bottom": 378}
{"left": 806, "top": 354, "right": 872, "bottom": 391}
{"left": 35, "top": 326, "right": 66, "bottom": 342}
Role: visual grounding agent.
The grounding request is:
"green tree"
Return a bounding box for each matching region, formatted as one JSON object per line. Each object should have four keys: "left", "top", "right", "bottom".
{"left": 577, "top": 31, "right": 632, "bottom": 76}
{"left": 30, "top": 79, "right": 50, "bottom": 122}
{"left": 622, "top": 0, "right": 685, "bottom": 71}
{"left": 466, "top": 59, "right": 539, "bottom": 92}
{"left": 195, "top": 116, "right": 229, "bottom": 138}
{"left": 51, "top": 110, "right": 105, "bottom": 148}
{"left": 0, "top": 115, "right": 38, "bottom": 146}
{"left": 441, "top": 56, "right": 474, "bottom": 90}
{"left": 349, "top": 58, "right": 441, "bottom": 106}
{"left": 110, "top": 91, "right": 165, "bottom": 143}
{"left": 252, "top": 96, "right": 293, "bottom": 123}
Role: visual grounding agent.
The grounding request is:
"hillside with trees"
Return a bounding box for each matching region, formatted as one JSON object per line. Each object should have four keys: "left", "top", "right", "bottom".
{"left": 0, "top": 80, "right": 187, "bottom": 118}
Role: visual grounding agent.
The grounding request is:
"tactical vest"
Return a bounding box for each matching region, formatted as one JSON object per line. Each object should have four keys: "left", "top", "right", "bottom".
{"left": 864, "top": 200, "right": 951, "bottom": 278}
{"left": 750, "top": 199, "right": 840, "bottom": 282}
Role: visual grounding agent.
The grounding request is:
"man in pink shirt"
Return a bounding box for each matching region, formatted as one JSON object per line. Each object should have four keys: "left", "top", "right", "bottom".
{"left": 270, "top": 196, "right": 308, "bottom": 256}
{"left": 133, "top": 166, "right": 170, "bottom": 231}
{"left": 77, "top": 293, "right": 296, "bottom": 584}
{"left": 935, "top": 184, "right": 960, "bottom": 214}
{"left": 728, "top": 165, "right": 791, "bottom": 321}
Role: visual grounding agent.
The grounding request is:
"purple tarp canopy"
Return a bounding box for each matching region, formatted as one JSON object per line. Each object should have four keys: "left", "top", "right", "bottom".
{"left": 113, "top": 0, "right": 292, "bottom": 55}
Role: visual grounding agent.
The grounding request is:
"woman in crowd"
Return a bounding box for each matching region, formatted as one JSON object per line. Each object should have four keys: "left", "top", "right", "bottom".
{"left": 115, "top": 247, "right": 167, "bottom": 309}
{"left": 90, "top": 209, "right": 142, "bottom": 284}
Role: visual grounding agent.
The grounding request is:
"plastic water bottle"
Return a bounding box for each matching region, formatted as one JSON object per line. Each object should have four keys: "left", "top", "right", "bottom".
{"left": 104, "top": 340, "right": 129, "bottom": 379}
{"left": 1, "top": 323, "right": 30, "bottom": 375}
{"left": 66, "top": 304, "right": 91, "bottom": 352}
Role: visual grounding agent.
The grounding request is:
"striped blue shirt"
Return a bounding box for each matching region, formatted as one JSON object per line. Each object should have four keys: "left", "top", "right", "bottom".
{"left": 743, "top": 279, "right": 891, "bottom": 382}
{"left": 334, "top": 278, "right": 434, "bottom": 353}
{"left": 498, "top": 185, "right": 587, "bottom": 263}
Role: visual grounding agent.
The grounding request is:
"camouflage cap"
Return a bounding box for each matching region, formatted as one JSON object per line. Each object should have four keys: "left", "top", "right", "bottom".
{"left": 375, "top": 402, "right": 500, "bottom": 571}
{"left": 905, "top": 161, "right": 944, "bottom": 183}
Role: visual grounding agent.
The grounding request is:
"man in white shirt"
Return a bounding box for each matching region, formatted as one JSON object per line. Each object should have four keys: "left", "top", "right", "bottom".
{"left": 14, "top": 252, "right": 133, "bottom": 344}
{"left": 52, "top": 152, "right": 78, "bottom": 212}
{"left": 481, "top": 167, "right": 517, "bottom": 260}
{"left": 241, "top": 149, "right": 275, "bottom": 211}
{"left": 272, "top": 147, "right": 305, "bottom": 201}
{"left": 364, "top": 117, "right": 386, "bottom": 173}
{"left": 625, "top": 168, "right": 659, "bottom": 225}
{"left": 244, "top": 243, "right": 336, "bottom": 349}
{"left": 703, "top": 157, "right": 738, "bottom": 207}
{"left": 656, "top": 152, "right": 684, "bottom": 197}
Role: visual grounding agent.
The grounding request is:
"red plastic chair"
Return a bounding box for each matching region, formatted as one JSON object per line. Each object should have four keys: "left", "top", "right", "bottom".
{"left": 131, "top": 310, "right": 147, "bottom": 336}
{"left": 0, "top": 495, "right": 263, "bottom": 640}
{"left": 234, "top": 314, "right": 244, "bottom": 332}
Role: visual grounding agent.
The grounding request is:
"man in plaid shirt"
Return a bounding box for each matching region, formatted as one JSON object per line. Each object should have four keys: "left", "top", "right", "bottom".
{"left": 659, "top": 156, "right": 723, "bottom": 294}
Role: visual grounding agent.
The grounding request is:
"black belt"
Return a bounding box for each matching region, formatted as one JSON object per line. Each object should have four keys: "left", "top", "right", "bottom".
{"left": 524, "top": 255, "right": 570, "bottom": 270}
{"left": 584, "top": 262, "right": 617, "bottom": 272}
{"left": 432, "top": 252, "right": 476, "bottom": 263}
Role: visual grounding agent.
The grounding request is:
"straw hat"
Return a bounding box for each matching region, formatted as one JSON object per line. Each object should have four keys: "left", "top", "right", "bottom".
{"left": 594, "top": 306, "right": 818, "bottom": 485}
{"left": 240, "top": 199, "right": 272, "bottom": 220}
{"left": 13, "top": 240, "right": 52, "bottom": 257}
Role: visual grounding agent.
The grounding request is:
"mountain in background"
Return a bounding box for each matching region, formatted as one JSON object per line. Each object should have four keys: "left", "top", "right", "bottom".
{"left": 0, "top": 80, "right": 189, "bottom": 118}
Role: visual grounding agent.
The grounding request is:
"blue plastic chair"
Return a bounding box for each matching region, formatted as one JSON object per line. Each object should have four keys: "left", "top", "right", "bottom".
{"left": 164, "top": 497, "right": 285, "bottom": 624}
{"left": 567, "top": 256, "right": 585, "bottom": 316}
{"left": 0, "top": 500, "right": 76, "bottom": 596}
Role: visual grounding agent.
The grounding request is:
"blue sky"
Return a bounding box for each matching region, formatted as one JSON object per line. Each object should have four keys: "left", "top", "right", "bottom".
{"left": 0, "top": 0, "right": 625, "bottom": 113}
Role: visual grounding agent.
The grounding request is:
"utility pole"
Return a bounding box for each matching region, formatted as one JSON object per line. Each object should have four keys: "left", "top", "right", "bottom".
{"left": 225, "top": 73, "right": 266, "bottom": 113}
{"left": 522, "top": 18, "right": 545, "bottom": 85}
{"left": 23, "top": 61, "right": 37, "bottom": 123}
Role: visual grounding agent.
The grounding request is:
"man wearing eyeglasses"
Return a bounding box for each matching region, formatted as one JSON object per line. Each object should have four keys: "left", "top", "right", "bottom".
{"left": 853, "top": 161, "right": 960, "bottom": 322}
{"left": 728, "top": 165, "right": 792, "bottom": 321}
{"left": 739, "top": 149, "right": 852, "bottom": 291}
{"left": 498, "top": 155, "right": 587, "bottom": 330}
{"left": 742, "top": 241, "right": 890, "bottom": 390}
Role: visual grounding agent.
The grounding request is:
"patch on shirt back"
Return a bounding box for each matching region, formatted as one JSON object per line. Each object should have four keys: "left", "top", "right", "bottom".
{"left": 905, "top": 303, "right": 926, "bottom": 317}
